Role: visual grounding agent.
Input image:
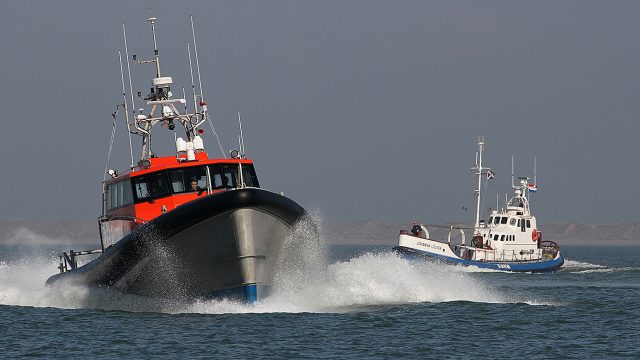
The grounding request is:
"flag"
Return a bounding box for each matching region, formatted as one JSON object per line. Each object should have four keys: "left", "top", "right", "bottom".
{"left": 528, "top": 183, "right": 538, "bottom": 192}
{"left": 487, "top": 170, "right": 495, "bottom": 180}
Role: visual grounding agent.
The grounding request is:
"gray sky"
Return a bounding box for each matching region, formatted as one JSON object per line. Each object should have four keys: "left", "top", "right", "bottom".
{"left": 1, "top": 1, "right": 639, "bottom": 224}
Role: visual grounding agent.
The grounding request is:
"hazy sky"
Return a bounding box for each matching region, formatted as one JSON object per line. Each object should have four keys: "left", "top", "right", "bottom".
{"left": 1, "top": 1, "right": 639, "bottom": 224}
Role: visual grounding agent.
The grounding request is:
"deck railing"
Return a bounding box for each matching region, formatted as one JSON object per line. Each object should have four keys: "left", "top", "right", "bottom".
{"left": 57, "top": 249, "right": 103, "bottom": 273}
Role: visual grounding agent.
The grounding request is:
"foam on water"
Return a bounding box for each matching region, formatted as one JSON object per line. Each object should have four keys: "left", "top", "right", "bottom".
{"left": 0, "top": 216, "right": 541, "bottom": 314}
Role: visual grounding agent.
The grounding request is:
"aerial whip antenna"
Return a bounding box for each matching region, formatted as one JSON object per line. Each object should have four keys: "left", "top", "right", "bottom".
{"left": 103, "top": 106, "right": 118, "bottom": 183}
{"left": 190, "top": 16, "right": 204, "bottom": 105}
{"left": 238, "top": 111, "right": 246, "bottom": 156}
{"left": 187, "top": 43, "right": 198, "bottom": 115}
{"left": 122, "top": 24, "right": 135, "bottom": 168}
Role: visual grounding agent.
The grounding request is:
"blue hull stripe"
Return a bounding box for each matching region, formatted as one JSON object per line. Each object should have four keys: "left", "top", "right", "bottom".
{"left": 245, "top": 284, "right": 258, "bottom": 303}
{"left": 397, "top": 247, "right": 564, "bottom": 272}
{"left": 204, "top": 284, "right": 267, "bottom": 302}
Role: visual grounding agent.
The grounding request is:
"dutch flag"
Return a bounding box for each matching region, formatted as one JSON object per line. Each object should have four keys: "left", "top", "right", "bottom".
{"left": 528, "top": 184, "right": 538, "bottom": 193}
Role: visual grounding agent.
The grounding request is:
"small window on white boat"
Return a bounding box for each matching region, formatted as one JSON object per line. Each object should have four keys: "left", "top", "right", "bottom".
{"left": 500, "top": 217, "right": 508, "bottom": 224}
{"left": 510, "top": 218, "right": 517, "bottom": 226}
{"left": 488, "top": 217, "right": 493, "bottom": 224}
{"left": 494, "top": 217, "right": 500, "bottom": 225}
{"left": 494, "top": 234, "right": 499, "bottom": 241}
{"left": 500, "top": 235, "right": 505, "bottom": 241}
{"left": 526, "top": 220, "right": 531, "bottom": 228}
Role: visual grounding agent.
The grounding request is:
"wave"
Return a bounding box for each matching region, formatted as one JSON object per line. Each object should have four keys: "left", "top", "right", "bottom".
{"left": 0, "top": 216, "right": 544, "bottom": 314}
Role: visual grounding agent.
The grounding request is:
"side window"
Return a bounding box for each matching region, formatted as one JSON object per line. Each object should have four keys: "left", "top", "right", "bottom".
{"left": 500, "top": 217, "right": 508, "bottom": 224}
{"left": 500, "top": 235, "right": 505, "bottom": 242}
{"left": 494, "top": 217, "right": 500, "bottom": 225}
{"left": 494, "top": 234, "right": 499, "bottom": 241}
{"left": 106, "top": 179, "right": 133, "bottom": 210}
{"left": 122, "top": 179, "right": 133, "bottom": 205}
{"left": 133, "top": 172, "right": 170, "bottom": 201}
{"left": 526, "top": 220, "right": 531, "bottom": 228}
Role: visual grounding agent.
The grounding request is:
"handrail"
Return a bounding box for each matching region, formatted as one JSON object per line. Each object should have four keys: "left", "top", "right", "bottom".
{"left": 99, "top": 215, "right": 148, "bottom": 224}
{"left": 57, "top": 249, "right": 103, "bottom": 273}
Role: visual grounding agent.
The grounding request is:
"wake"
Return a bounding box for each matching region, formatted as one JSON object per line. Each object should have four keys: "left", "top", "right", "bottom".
{"left": 0, "top": 217, "right": 544, "bottom": 314}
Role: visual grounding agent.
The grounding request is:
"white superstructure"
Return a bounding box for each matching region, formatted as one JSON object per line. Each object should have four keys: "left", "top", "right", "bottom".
{"left": 395, "top": 137, "right": 562, "bottom": 271}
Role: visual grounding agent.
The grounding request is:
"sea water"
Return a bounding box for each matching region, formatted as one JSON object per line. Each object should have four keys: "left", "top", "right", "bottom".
{"left": 0, "top": 223, "right": 638, "bottom": 359}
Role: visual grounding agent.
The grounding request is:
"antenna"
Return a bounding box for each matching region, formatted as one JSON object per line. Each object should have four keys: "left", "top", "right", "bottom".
{"left": 190, "top": 16, "right": 204, "bottom": 106}
{"left": 187, "top": 43, "right": 198, "bottom": 115}
{"left": 181, "top": 87, "right": 189, "bottom": 115}
{"left": 122, "top": 24, "right": 135, "bottom": 168}
{"left": 534, "top": 157, "right": 537, "bottom": 185}
{"left": 473, "top": 136, "right": 485, "bottom": 231}
{"left": 511, "top": 155, "right": 515, "bottom": 188}
{"left": 148, "top": 17, "right": 161, "bottom": 77}
{"left": 238, "top": 111, "right": 245, "bottom": 156}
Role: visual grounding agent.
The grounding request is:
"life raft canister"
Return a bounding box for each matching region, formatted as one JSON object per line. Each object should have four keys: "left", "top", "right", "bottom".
{"left": 532, "top": 229, "right": 538, "bottom": 241}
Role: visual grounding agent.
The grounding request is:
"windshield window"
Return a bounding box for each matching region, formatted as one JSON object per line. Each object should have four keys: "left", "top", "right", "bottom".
{"left": 133, "top": 172, "right": 170, "bottom": 201}
{"left": 169, "top": 167, "right": 208, "bottom": 194}
{"left": 500, "top": 217, "right": 508, "bottom": 224}
{"left": 216, "top": 164, "right": 260, "bottom": 188}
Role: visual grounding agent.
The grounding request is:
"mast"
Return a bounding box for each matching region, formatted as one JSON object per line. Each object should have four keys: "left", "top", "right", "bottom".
{"left": 473, "top": 137, "right": 490, "bottom": 232}
{"left": 117, "top": 17, "right": 212, "bottom": 162}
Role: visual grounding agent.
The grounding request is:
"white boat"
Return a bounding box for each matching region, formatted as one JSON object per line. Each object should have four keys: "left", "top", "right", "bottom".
{"left": 393, "top": 137, "right": 564, "bottom": 272}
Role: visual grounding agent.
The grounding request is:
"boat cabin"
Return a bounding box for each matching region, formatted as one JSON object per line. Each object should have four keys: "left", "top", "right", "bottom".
{"left": 100, "top": 152, "right": 259, "bottom": 248}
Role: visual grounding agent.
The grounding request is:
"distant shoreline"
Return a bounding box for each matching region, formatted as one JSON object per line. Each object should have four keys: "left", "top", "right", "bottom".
{"left": 0, "top": 219, "right": 638, "bottom": 246}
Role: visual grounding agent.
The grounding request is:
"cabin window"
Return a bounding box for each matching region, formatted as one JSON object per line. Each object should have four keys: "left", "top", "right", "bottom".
{"left": 500, "top": 235, "right": 505, "bottom": 241}
{"left": 510, "top": 218, "right": 517, "bottom": 226}
{"left": 133, "top": 172, "right": 170, "bottom": 201}
{"left": 526, "top": 220, "right": 531, "bottom": 228}
{"left": 169, "top": 166, "right": 208, "bottom": 194}
{"left": 493, "top": 217, "right": 500, "bottom": 225}
{"left": 215, "top": 163, "right": 260, "bottom": 188}
{"left": 494, "top": 234, "right": 499, "bottom": 241}
{"left": 208, "top": 165, "right": 225, "bottom": 189}
{"left": 500, "top": 217, "right": 508, "bottom": 224}
{"left": 106, "top": 179, "right": 133, "bottom": 210}
{"left": 488, "top": 217, "right": 493, "bottom": 225}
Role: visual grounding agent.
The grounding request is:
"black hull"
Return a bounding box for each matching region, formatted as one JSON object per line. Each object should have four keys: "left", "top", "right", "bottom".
{"left": 46, "top": 188, "right": 308, "bottom": 302}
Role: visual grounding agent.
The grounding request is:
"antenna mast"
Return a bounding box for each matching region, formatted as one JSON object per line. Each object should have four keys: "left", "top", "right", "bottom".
{"left": 534, "top": 157, "right": 537, "bottom": 186}
{"left": 122, "top": 24, "right": 135, "bottom": 168}
{"left": 149, "top": 17, "right": 161, "bottom": 77}
{"left": 473, "top": 137, "right": 489, "bottom": 231}
{"left": 190, "top": 15, "right": 204, "bottom": 103}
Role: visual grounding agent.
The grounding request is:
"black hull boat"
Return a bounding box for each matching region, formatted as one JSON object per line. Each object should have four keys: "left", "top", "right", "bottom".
{"left": 47, "top": 188, "right": 306, "bottom": 302}
{"left": 46, "top": 18, "right": 312, "bottom": 303}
